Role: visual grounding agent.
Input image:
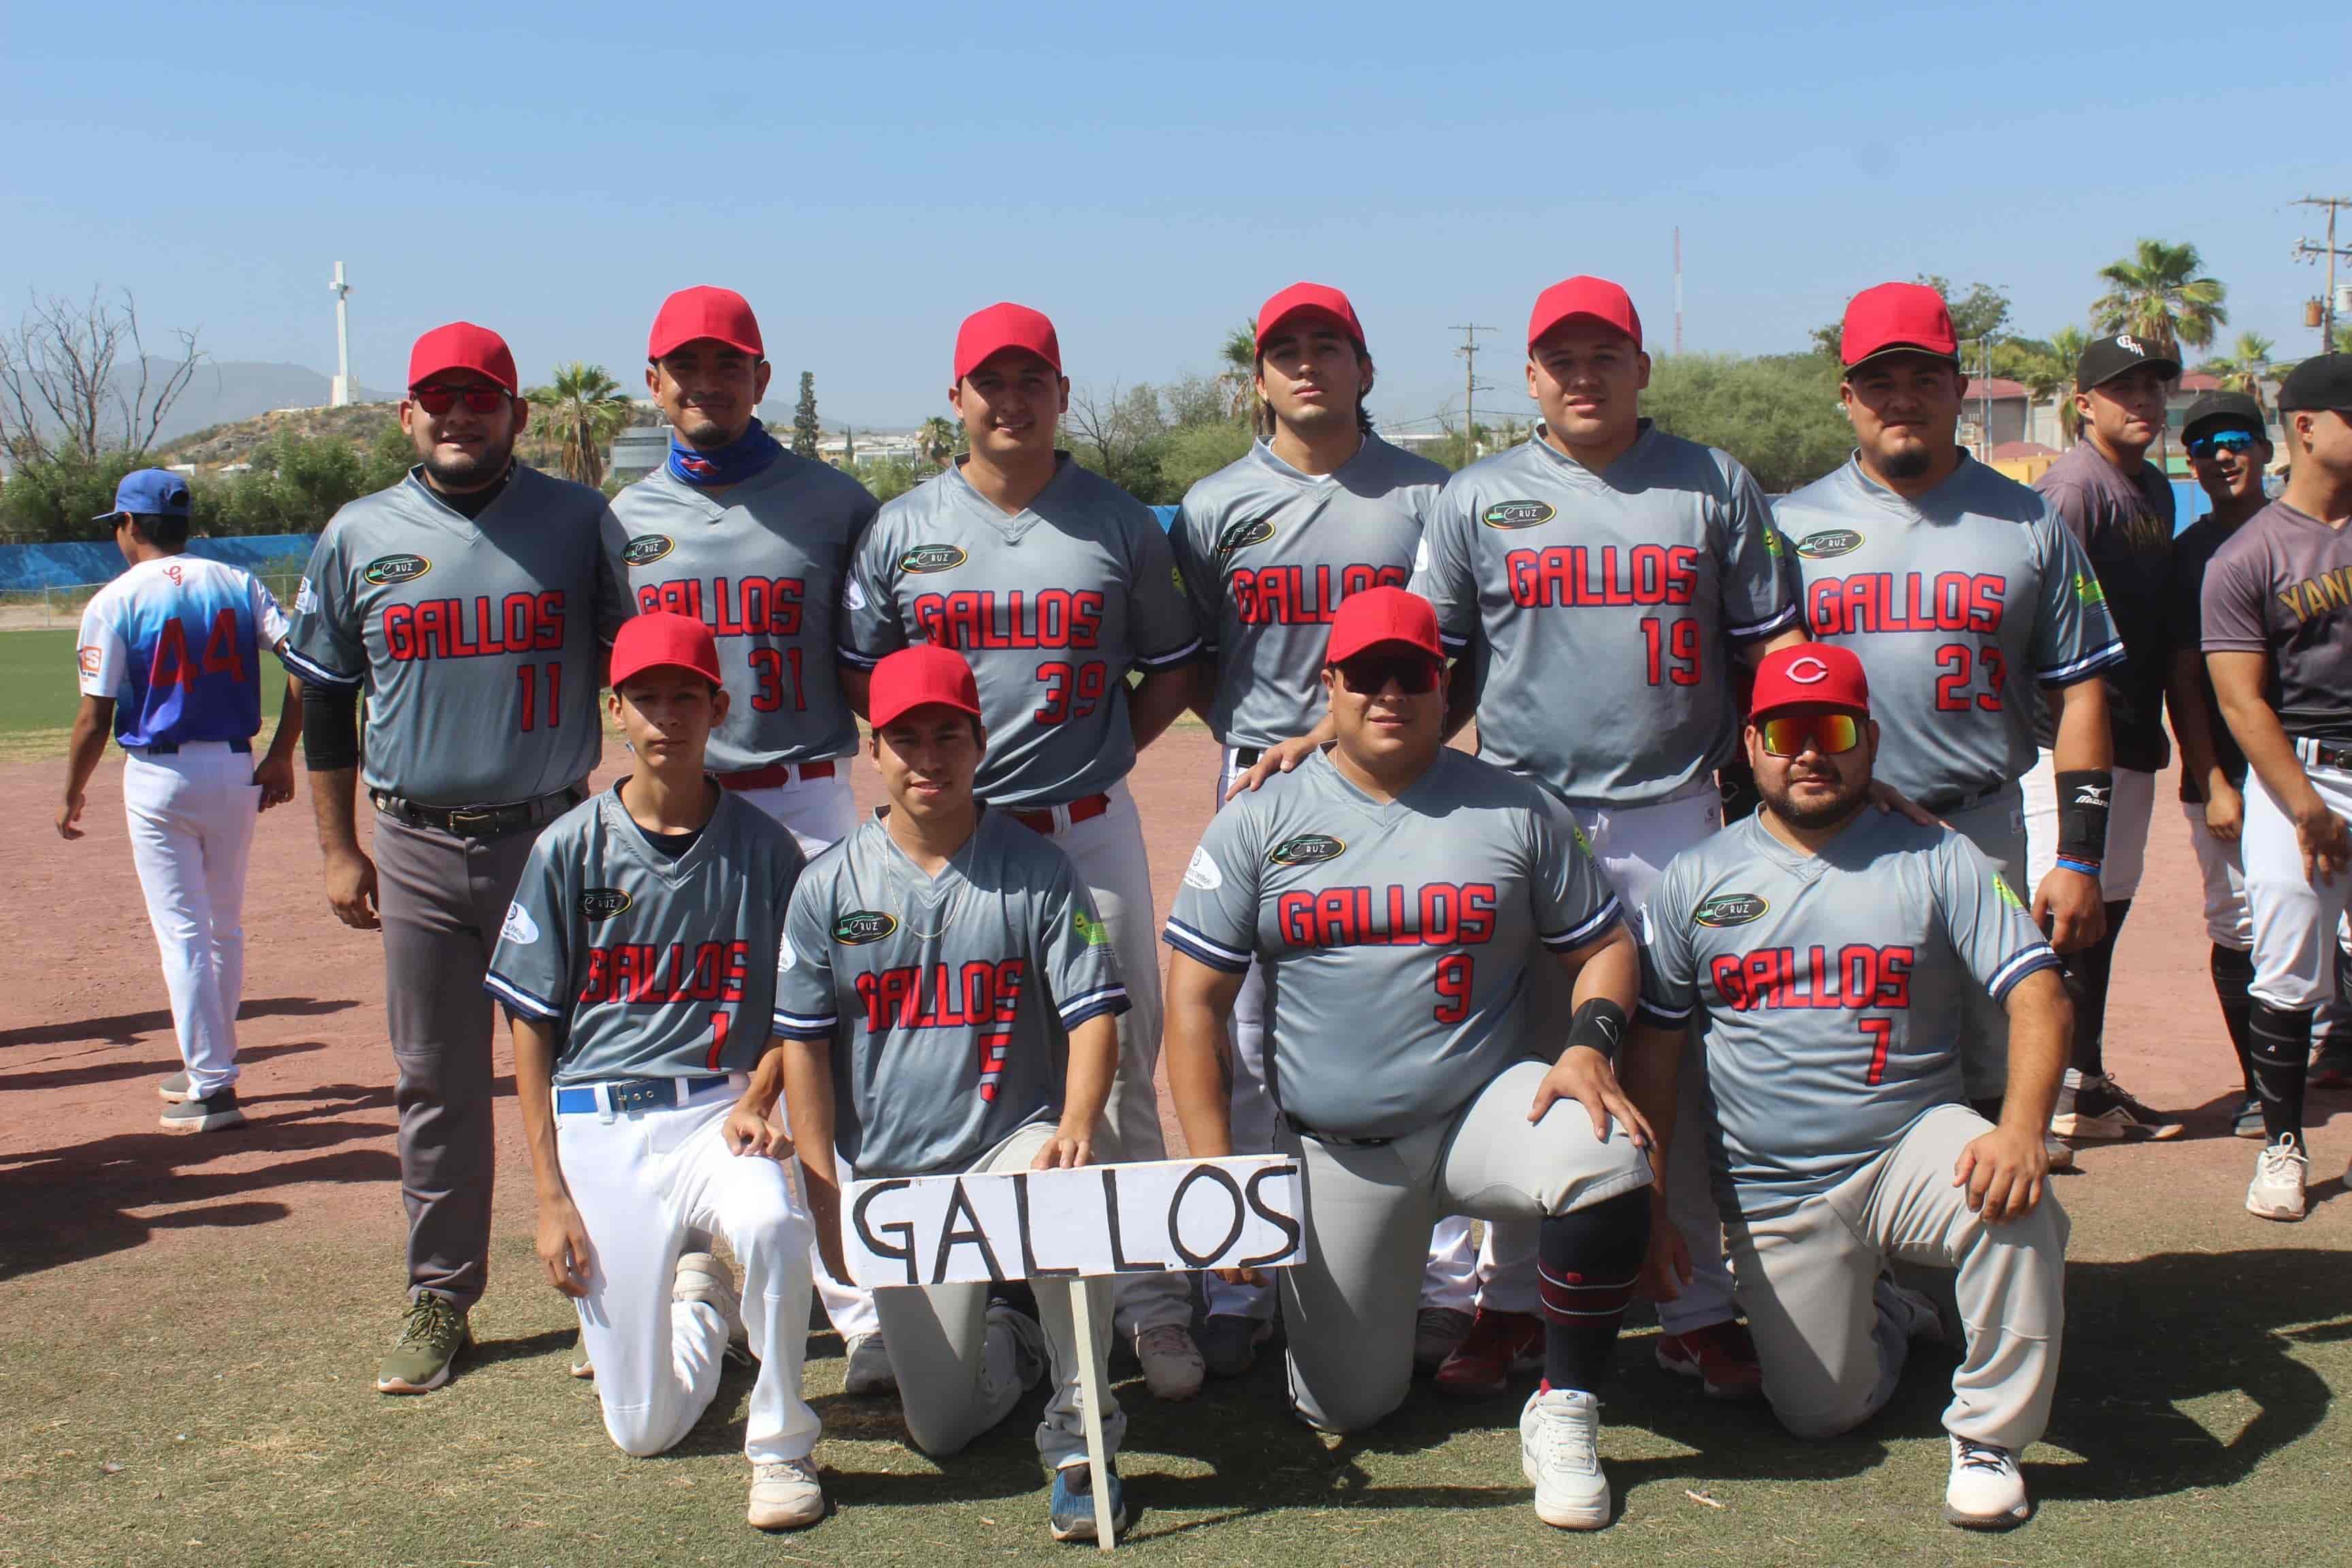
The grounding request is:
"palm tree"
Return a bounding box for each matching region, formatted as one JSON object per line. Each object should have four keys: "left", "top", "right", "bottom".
{"left": 1219, "top": 322, "right": 1258, "bottom": 426}
{"left": 2195, "top": 331, "right": 2277, "bottom": 405}
{"left": 524, "top": 361, "right": 631, "bottom": 488}
{"left": 2000, "top": 326, "right": 2089, "bottom": 447}
{"left": 919, "top": 416, "right": 958, "bottom": 469}
{"left": 2091, "top": 240, "right": 2227, "bottom": 361}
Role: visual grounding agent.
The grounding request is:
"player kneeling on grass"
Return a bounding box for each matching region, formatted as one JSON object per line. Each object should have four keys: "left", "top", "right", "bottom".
{"left": 486, "top": 612, "right": 826, "bottom": 1533}
{"left": 1162, "top": 587, "right": 1656, "bottom": 1532}
{"left": 1627, "top": 644, "right": 2070, "bottom": 1531}
{"left": 772, "top": 644, "right": 1135, "bottom": 1545}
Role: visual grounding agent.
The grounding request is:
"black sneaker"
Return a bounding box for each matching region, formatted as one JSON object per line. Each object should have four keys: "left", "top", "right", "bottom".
{"left": 157, "top": 1071, "right": 193, "bottom": 1104}
{"left": 2309, "top": 1042, "right": 2352, "bottom": 1089}
{"left": 2051, "top": 1075, "right": 2183, "bottom": 1141}
{"left": 2233, "top": 1096, "right": 2267, "bottom": 1139}
{"left": 1196, "top": 1313, "right": 1270, "bottom": 1379}
{"left": 159, "top": 1088, "right": 244, "bottom": 1133}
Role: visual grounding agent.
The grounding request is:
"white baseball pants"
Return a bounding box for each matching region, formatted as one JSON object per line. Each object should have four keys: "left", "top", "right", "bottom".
{"left": 2243, "top": 755, "right": 2352, "bottom": 1011}
{"left": 122, "top": 744, "right": 261, "bottom": 1100}
{"left": 2022, "top": 751, "right": 2156, "bottom": 898}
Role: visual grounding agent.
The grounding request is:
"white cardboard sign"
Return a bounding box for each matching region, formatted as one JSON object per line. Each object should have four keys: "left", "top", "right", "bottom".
{"left": 843, "top": 1154, "right": 1304, "bottom": 1288}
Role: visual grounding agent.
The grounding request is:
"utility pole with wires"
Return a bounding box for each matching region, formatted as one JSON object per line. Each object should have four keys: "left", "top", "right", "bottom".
{"left": 2292, "top": 195, "right": 2352, "bottom": 351}
{"left": 1452, "top": 323, "right": 1494, "bottom": 463}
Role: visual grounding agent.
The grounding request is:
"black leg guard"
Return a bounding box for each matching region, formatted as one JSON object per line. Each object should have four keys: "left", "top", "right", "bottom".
{"left": 2058, "top": 899, "right": 2132, "bottom": 1079}
{"left": 1537, "top": 1188, "right": 1650, "bottom": 1394}
{"left": 2210, "top": 943, "right": 2256, "bottom": 1096}
{"left": 2248, "top": 1002, "right": 2313, "bottom": 1145}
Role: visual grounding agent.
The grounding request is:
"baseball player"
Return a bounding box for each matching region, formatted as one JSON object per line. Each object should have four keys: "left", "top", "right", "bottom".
{"left": 1774, "top": 282, "right": 2123, "bottom": 1158}
{"left": 283, "top": 321, "right": 630, "bottom": 1395}
{"left": 1164, "top": 587, "right": 1655, "bottom": 1532}
{"left": 2203, "top": 353, "right": 2352, "bottom": 1220}
{"left": 837, "top": 302, "right": 1207, "bottom": 1399}
{"left": 774, "top": 644, "right": 1135, "bottom": 1544}
{"left": 2025, "top": 334, "right": 2185, "bottom": 1144}
{"left": 486, "top": 612, "right": 823, "bottom": 1532}
{"left": 1166, "top": 281, "right": 1473, "bottom": 1375}
{"left": 1630, "top": 642, "right": 2069, "bottom": 1531}
{"left": 604, "top": 284, "right": 889, "bottom": 1392}
{"left": 59, "top": 468, "right": 302, "bottom": 1132}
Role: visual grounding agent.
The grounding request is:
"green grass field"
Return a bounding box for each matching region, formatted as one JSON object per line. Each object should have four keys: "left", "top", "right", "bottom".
{"left": 0, "top": 628, "right": 82, "bottom": 757}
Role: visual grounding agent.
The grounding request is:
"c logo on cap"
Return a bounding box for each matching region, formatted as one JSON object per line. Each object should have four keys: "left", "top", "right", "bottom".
{"left": 1784, "top": 655, "right": 1832, "bottom": 685}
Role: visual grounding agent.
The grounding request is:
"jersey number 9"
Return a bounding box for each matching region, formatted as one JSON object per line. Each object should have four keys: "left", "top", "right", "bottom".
{"left": 1034, "top": 659, "right": 1108, "bottom": 724}
{"left": 1434, "top": 952, "right": 1474, "bottom": 1023}
{"left": 1640, "top": 617, "right": 1701, "bottom": 687}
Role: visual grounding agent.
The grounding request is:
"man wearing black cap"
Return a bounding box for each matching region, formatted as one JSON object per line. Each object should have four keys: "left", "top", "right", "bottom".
{"left": 2204, "top": 353, "right": 2352, "bottom": 1219}
{"left": 2027, "top": 335, "right": 2185, "bottom": 1147}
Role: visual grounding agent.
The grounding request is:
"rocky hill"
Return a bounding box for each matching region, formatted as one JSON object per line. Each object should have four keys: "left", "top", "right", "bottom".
{"left": 157, "top": 403, "right": 400, "bottom": 470}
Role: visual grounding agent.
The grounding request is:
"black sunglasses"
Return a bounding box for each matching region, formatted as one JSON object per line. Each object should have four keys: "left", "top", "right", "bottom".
{"left": 410, "top": 383, "right": 510, "bottom": 415}
{"left": 1333, "top": 652, "right": 1442, "bottom": 695}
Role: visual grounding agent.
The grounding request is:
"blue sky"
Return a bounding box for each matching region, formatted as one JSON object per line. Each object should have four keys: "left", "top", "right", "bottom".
{"left": 7, "top": 1, "right": 2349, "bottom": 431}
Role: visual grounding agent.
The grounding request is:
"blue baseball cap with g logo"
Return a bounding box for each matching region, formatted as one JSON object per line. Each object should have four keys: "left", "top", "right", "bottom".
{"left": 95, "top": 468, "right": 194, "bottom": 523}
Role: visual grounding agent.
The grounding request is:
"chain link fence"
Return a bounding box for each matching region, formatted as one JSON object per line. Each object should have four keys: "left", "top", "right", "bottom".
{"left": 0, "top": 573, "right": 304, "bottom": 632}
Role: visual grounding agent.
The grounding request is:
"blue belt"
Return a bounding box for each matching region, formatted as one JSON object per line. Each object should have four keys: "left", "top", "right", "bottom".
{"left": 554, "top": 1074, "right": 730, "bottom": 1115}
{"left": 136, "top": 737, "right": 253, "bottom": 755}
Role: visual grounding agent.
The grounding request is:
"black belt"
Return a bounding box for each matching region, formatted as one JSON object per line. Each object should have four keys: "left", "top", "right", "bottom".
{"left": 1916, "top": 781, "right": 2005, "bottom": 816}
{"left": 1285, "top": 1113, "right": 1392, "bottom": 1148}
{"left": 137, "top": 738, "right": 252, "bottom": 755}
{"left": 1233, "top": 746, "right": 1263, "bottom": 768}
{"left": 372, "top": 785, "right": 582, "bottom": 839}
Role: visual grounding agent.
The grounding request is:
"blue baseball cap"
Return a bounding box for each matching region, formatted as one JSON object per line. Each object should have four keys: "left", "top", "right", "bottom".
{"left": 95, "top": 468, "right": 193, "bottom": 523}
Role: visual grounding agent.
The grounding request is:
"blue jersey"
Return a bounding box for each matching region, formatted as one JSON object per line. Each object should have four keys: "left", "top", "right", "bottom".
{"left": 76, "top": 555, "right": 289, "bottom": 749}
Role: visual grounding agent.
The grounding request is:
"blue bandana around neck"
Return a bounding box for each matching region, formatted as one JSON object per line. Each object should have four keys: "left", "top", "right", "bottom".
{"left": 668, "top": 417, "right": 784, "bottom": 488}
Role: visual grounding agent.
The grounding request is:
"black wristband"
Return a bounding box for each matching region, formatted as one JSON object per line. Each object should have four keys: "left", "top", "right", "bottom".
{"left": 300, "top": 681, "right": 362, "bottom": 772}
{"left": 2055, "top": 769, "right": 2112, "bottom": 864}
{"left": 1567, "top": 998, "right": 1629, "bottom": 1061}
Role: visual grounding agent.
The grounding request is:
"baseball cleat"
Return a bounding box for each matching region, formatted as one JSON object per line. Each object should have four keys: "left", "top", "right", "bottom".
{"left": 1943, "top": 1435, "right": 2031, "bottom": 1529}
{"left": 1413, "top": 1306, "right": 1475, "bottom": 1369}
{"left": 377, "top": 1292, "right": 469, "bottom": 1394}
{"left": 157, "top": 1071, "right": 193, "bottom": 1103}
{"left": 1196, "top": 1313, "right": 1272, "bottom": 1379}
{"left": 2232, "top": 1096, "right": 2267, "bottom": 1139}
{"left": 2041, "top": 1136, "right": 2074, "bottom": 1173}
{"left": 159, "top": 1089, "right": 245, "bottom": 1134}
{"left": 1654, "top": 1320, "right": 1764, "bottom": 1399}
{"left": 1134, "top": 1324, "right": 1205, "bottom": 1401}
{"left": 2049, "top": 1074, "right": 2183, "bottom": 1141}
{"left": 1436, "top": 1308, "right": 1544, "bottom": 1399}
{"left": 1520, "top": 1386, "right": 1611, "bottom": 1530}
{"left": 674, "top": 1252, "right": 745, "bottom": 1345}
{"left": 747, "top": 1456, "right": 826, "bottom": 1531}
{"left": 1048, "top": 1459, "right": 1127, "bottom": 1543}
{"left": 2247, "top": 1134, "right": 2309, "bottom": 1222}
{"left": 843, "top": 1332, "right": 897, "bottom": 1396}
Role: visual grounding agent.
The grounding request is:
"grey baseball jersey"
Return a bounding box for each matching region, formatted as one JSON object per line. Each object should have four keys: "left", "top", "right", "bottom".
{"left": 284, "top": 466, "right": 630, "bottom": 805}
{"left": 838, "top": 457, "right": 1199, "bottom": 806}
{"left": 1411, "top": 424, "right": 1797, "bottom": 806}
{"left": 2032, "top": 442, "right": 2174, "bottom": 772}
{"left": 2170, "top": 510, "right": 2251, "bottom": 798}
{"left": 771, "top": 808, "right": 1130, "bottom": 1177}
{"left": 605, "top": 457, "right": 879, "bottom": 770}
{"left": 484, "top": 786, "right": 806, "bottom": 1083}
{"left": 2202, "top": 499, "right": 2352, "bottom": 743}
{"left": 1774, "top": 455, "right": 2125, "bottom": 805}
{"left": 1639, "top": 810, "right": 2059, "bottom": 1218}
{"left": 1164, "top": 747, "right": 1625, "bottom": 1141}
{"left": 1171, "top": 436, "right": 1446, "bottom": 749}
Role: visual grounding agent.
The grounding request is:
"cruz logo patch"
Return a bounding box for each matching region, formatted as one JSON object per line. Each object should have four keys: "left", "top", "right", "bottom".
{"left": 1695, "top": 893, "right": 1769, "bottom": 928}
{"left": 1480, "top": 500, "right": 1556, "bottom": 529}
{"left": 362, "top": 553, "right": 431, "bottom": 585}
{"left": 836, "top": 911, "right": 899, "bottom": 945}
{"left": 621, "top": 534, "right": 674, "bottom": 566}
{"left": 1268, "top": 832, "right": 1345, "bottom": 866}
{"left": 1218, "top": 516, "right": 1277, "bottom": 554}
{"left": 581, "top": 888, "right": 632, "bottom": 921}
{"left": 1795, "top": 529, "right": 1864, "bottom": 559}
{"left": 900, "top": 544, "right": 968, "bottom": 574}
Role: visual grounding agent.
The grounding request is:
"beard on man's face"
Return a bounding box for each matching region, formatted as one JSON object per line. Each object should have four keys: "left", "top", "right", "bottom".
{"left": 423, "top": 435, "right": 513, "bottom": 489}
{"left": 1759, "top": 772, "right": 1869, "bottom": 828}
{"left": 1878, "top": 441, "right": 1932, "bottom": 480}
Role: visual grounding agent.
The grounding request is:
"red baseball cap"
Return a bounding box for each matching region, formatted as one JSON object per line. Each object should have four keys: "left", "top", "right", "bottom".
{"left": 1256, "top": 282, "right": 1367, "bottom": 353}
{"left": 408, "top": 322, "right": 518, "bottom": 394}
{"left": 1750, "top": 644, "right": 1870, "bottom": 718}
{"left": 610, "top": 611, "right": 723, "bottom": 689}
{"left": 1325, "top": 587, "right": 1443, "bottom": 666}
{"left": 1839, "top": 282, "right": 1959, "bottom": 370}
{"left": 1528, "top": 276, "right": 1643, "bottom": 352}
{"left": 649, "top": 286, "right": 764, "bottom": 361}
{"left": 953, "top": 303, "right": 1062, "bottom": 384}
{"left": 870, "top": 644, "right": 984, "bottom": 730}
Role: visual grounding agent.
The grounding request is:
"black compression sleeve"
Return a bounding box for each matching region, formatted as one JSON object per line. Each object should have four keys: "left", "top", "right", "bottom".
{"left": 300, "top": 681, "right": 361, "bottom": 772}
{"left": 2055, "top": 770, "right": 2113, "bottom": 864}
{"left": 1567, "top": 998, "right": 1629, "bottom": 1061}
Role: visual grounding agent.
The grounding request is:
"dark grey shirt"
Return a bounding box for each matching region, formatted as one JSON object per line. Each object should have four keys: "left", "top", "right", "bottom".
{"left": 2202, "top": 500, "right": 2352, "bottom": 745}
{"left": 2033, "top": 442, "right": 2175, "bottom": 772}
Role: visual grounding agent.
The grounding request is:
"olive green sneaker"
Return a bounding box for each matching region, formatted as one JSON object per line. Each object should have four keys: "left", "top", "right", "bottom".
{"left": 377, "top": 1292, "right": 470, "bottom": 1394}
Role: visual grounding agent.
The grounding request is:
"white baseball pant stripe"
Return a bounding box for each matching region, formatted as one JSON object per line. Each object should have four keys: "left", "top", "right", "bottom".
{"left": 2022, "top": 749, "right": 2155, "bottom": 898}
{"left": 740, "top": 774, "right": 880, "bottom": 1343}
{"left": 1207, "top": 747, "right": 1477, "bottom": 1321}
{"left": 869, "top": 1120, "right": 1126, "bottom": 1470}
{"left": 1942, "top": 786, "right": 2027, "bottom": 1104}
{"left": 1725, "top": 1103, "right": 2068, "bottom": 1452}
{"left": 122, "top": 745, "right": 261, "bottom": 1100}
{"left": 2242, "top": 755, "right": 2352, "bottom": 1011}
{"left": 558, "top": 1077, "right": 820, "bottom": 1465}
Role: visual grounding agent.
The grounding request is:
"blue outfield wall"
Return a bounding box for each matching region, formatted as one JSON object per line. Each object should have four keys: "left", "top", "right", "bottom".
{"left": 1, "top": 534, "right": 319, "bottom": 591}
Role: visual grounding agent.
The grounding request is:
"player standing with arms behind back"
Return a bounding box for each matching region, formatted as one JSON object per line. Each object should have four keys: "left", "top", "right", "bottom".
{"left": 60, "top": 469, "right": 302, "bottom": 1132}
{"left": 283, "top": 322, "right": 628, "bottom": 1395}
{"left": 838, "top": 303, "right": 1206, "bottom": 1399}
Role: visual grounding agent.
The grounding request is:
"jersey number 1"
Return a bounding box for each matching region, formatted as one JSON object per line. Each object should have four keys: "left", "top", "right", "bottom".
{"left": 749, "top": 647, "right": 807, "bottom": 713}
{"left": 517, "top": 662, "right": 562, "bottom": 732}
{"left": 1641, "top": 617, "right": 1701, "bottom": 687}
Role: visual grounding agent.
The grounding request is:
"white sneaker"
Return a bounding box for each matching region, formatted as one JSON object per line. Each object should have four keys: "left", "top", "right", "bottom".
{"left": 1135, "top": 1324, "right": 1205, "bottom": 1401}
{"left": 1942, "top": 1435, "right": 2030, "bottom": 1528}
{"left": 2247, "top": 1134, "right": 2309, "bottom": 1221}
{"left": 675, "top": 1252, "right": 745, "bottom": 1344}
{"left": 843, "top": 1331, "right": 897, "bottom": 1396}
{"left": 747, "top": 1456, "right": 826, "bottom": 1531}
{"left": 1519, "top": 1387, "right": 1610, "bottom": 1530}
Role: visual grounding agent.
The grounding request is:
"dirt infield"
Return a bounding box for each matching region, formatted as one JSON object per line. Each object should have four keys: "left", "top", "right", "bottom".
{"left": 4, "top": 728, "right": 2349, "bottom": 1566}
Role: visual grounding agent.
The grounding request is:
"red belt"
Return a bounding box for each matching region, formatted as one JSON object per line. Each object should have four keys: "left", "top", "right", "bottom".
{"left": 717, "top": 760, "right": 838, "bottom": 791}
{"left": 1008, "top": 792, "right": 1111, "bottom": 835}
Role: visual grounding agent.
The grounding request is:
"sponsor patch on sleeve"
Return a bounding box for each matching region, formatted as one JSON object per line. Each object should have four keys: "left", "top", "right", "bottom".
{"left": 76, "top": 645, "right": 101, "bottom": 677}
{"left": 777, "top": 929, "right": 796, "bottom": 970}
{"left": 1181, "top": 846, "right": 1224, "bottom": 891}
{"left": 1073, "top": 908, "right": 1113, "bottom": 947}
{"left": 499, "top": 902, "right": 540, "bottom": 945}
{"left": 1993, "top": 874, "right": 2025, "bottom": 912}
{"left": 843, "top": 575, "right": 867, "bottom": 613}
{"left": 1413, "top": 537, "right": 1431, "bottom": 573}
{"left": 295, "top": 576, "right": 318, "bottom": 614}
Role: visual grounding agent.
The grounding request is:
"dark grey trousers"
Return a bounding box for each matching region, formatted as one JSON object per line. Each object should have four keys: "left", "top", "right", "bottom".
{"left": 374, "top": 809, "right": 542, "bottom": 1310}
